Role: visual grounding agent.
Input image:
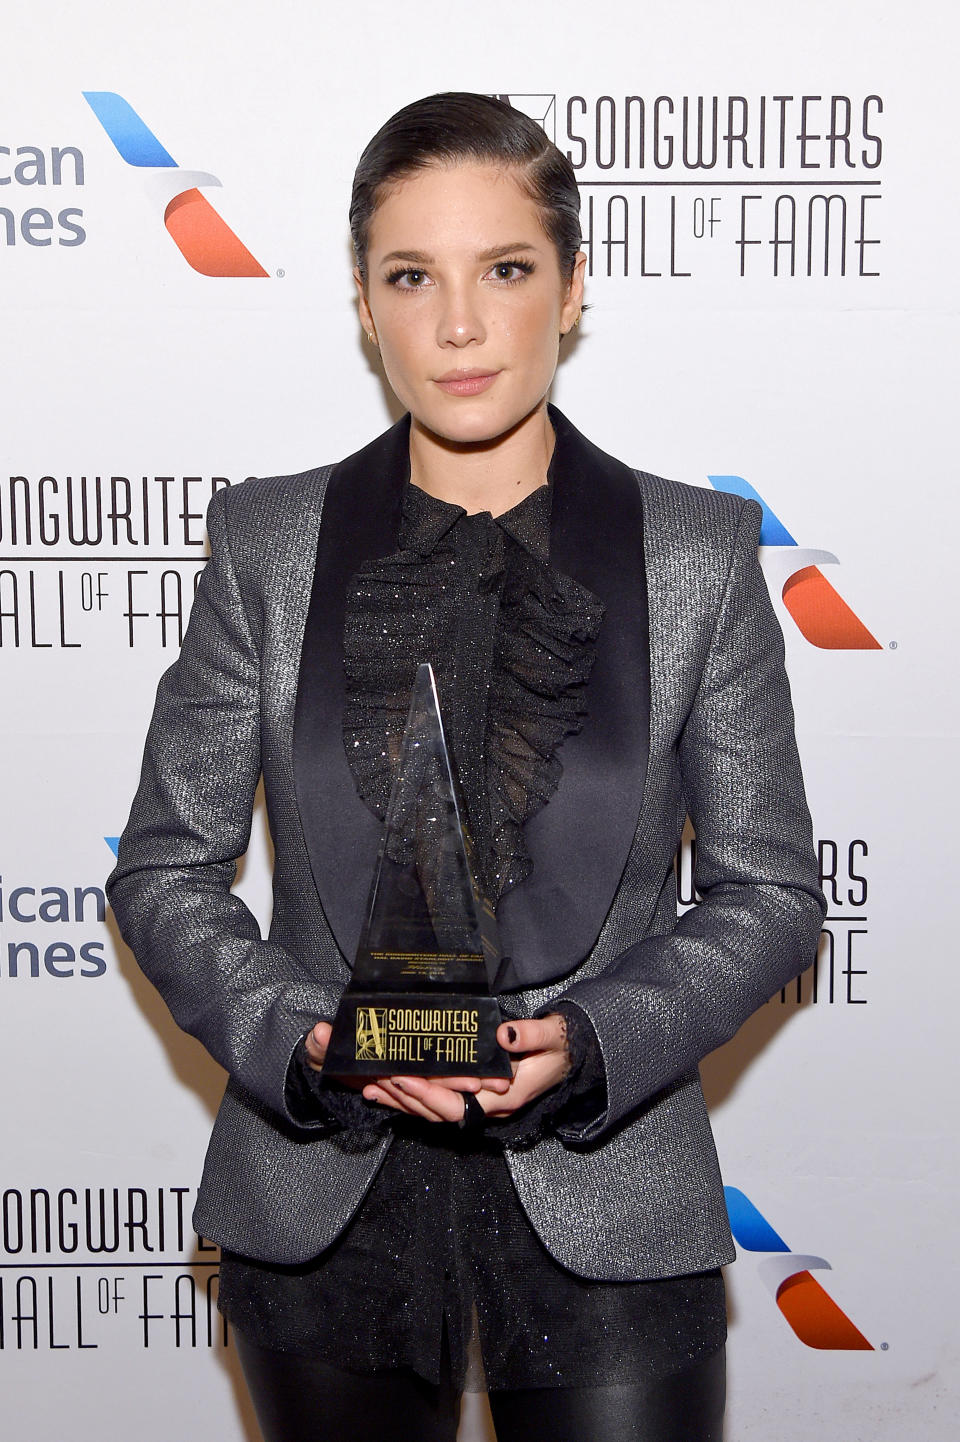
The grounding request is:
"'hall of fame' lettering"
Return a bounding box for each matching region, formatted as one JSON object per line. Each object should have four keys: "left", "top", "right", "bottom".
{"left": 499, "top": 91, "right": 884, "bottom": 282}
{"left": 0, "top": 1184, "right": 227, "bottom": 1353}
{"left": 0, "top": 472, "right": 248, "bottom": 651}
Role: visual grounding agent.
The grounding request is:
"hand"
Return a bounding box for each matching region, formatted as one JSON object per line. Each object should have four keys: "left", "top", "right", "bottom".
{"left": 303, "top": 1020, "right": 512, "bottom": 1120}
{"left": 477, "top": 1015, "right": 572, "bottom": 1118}
{"left": 304, "top": 1014, "right": 571, "bottom": 1124}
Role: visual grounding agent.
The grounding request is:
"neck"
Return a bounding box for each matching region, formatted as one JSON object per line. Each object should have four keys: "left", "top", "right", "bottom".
{"left": 408, "top": 403, "right": 554, "bottom": 517}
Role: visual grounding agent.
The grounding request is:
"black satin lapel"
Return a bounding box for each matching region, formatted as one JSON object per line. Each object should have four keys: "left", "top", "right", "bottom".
{"left": 497, "top": 406, "right": 650, "bottom": 988}
{"left": 293, "top": 416, "right": 411, "bottom": 963}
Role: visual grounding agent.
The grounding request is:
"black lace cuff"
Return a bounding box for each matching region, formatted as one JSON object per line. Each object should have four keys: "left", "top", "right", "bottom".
{"left": 284, "top": 1037, "right": 392, "bottom": 1136}
{"left": 488, "top": 1002, "right": 608, "bottom": 1148}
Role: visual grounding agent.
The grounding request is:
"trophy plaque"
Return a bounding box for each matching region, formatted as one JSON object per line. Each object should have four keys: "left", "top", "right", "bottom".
{"left": 323, "top": 663, "right": 512, "bottom": 1079}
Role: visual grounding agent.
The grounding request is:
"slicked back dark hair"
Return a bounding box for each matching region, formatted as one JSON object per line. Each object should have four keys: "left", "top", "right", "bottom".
{"left": 350, "top": 92, "right": 582, "bottom": 283}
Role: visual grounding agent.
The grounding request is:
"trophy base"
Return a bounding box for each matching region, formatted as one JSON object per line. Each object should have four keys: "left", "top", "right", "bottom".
{"left": 323, "top": 993, "right": 512, "bottom": 1079}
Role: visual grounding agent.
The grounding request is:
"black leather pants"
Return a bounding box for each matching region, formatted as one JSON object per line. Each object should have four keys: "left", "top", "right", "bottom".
{"left": 235, "top": 1331, "right": 726, "bottom": 1442}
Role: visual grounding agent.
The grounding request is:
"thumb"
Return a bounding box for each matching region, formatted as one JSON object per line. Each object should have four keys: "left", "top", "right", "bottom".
{"left": 305, "top": 1020, "right": 331, "bottom": 1068}
{"left": 497, "top": 1017, "right": 559, "bottom": 1054}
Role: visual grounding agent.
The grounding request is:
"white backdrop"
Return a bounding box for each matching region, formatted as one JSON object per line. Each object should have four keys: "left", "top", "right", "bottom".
{"left": 2, "top": 2, "right": 956, "bottom": 1438}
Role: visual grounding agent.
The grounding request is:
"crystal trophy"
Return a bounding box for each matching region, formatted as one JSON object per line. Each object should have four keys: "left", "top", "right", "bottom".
{"left": 323, "top": 663, "right": 512, "bottom": 1078}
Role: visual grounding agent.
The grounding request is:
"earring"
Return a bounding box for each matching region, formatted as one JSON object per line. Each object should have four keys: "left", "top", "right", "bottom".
{"left": 573, "top": 311, "right": 581, "bottom": 328}
{"left": 366, "top": 331, "right": 377, "bottom": 345}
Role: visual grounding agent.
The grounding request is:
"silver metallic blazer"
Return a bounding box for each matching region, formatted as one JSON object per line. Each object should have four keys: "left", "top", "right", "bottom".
{"left": 107, "top": 408, "right": 825, "bottom": 1281}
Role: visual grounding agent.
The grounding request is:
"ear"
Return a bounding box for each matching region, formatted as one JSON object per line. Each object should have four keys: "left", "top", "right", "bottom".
{"left": 560, "top": 250, "right": 587, "bottom": 335}
{"left": 354, "top": 267, "right": 376, "bottom": 343}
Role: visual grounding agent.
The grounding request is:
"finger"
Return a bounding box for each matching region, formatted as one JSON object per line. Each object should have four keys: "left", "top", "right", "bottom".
{"left": 362, "top": 1080, "right": 433, "bottom": 1118}
{"left": 414, "top": 1076, "right": 482, "bottom": 1093}
{"left": 497, "top": 1016, "right": 564, "bottom": 1055}
{"left": 304, "top": 1045, "right": 324, "bottom": 1072}
{"left": 361, "top": 1083, "right": 409, "bottom": 1113}
{"left": 476, "top": 1084, "right": 525, "bottom": 1116}
{"left": 479, "top": 1083, "right": 538, "bottom": 1117}
{"left": 304, "top": 1021, "right": 331, "bottom": 1071}
{"left": 477, "top": 1050, "right": 570, "bottom": 1115}
{"left": 388, "top": 1076, "right": 467, "bottom": 1123}
{"left": 398, "top": 1074, "right": 510, "bottom": 1095}
{"left": 364, "top": 1078, "right": 451, "bottom": 1123}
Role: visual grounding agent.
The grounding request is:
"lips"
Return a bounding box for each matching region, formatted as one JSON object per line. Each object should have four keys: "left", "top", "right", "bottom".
{"left": 433, "top": 369, "right": 500, "bottom": 397}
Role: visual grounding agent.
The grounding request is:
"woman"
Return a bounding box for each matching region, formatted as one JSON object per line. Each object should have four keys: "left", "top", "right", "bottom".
{"left": 107, "top": 94, "right": 825, "bottom": 1441}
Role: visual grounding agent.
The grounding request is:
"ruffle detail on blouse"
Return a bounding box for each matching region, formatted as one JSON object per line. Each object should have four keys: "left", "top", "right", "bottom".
{"left": 342, "top": 550, "right": 459, "bottom": 821}
{"left": 342, "top": 519, "right": 604, "bottom": 903}
{"left": 484, "top": 545, "right": 604, "bottom": 896}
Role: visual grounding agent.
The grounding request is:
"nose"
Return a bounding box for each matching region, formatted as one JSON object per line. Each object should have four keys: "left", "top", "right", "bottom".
{"left": 436, "top": 282, "right": 486, "bottom": 349}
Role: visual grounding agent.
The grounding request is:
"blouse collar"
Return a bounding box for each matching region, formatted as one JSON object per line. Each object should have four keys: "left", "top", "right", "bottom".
{"left": 400, "top": 477, "right": 552, "bottom": 563}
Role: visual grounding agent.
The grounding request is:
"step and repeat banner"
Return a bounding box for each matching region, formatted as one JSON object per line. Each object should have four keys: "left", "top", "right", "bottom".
{"left": 2, "top": 3, "right": 955, "bottom": 1438}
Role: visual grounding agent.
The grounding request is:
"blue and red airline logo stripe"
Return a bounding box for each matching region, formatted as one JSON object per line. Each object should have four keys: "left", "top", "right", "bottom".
{"left": 82, "top": 91, "right": 267, "bottom": 277}
{"left": 726, "top": 1187, "right": 873, "bottom": 1350}
{"left": 708, "top": 475, "right": 881, "bottom": 650}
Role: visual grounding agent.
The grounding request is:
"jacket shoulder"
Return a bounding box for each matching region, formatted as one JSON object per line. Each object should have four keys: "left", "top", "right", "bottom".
{"left": 202, "top": 467, "right": 335, "bottom": 611}
{"left": 216, "top": 465, "right": 334, "bottom": 530}
{"left": 632, "top": 470, "right": 762, "bottom": 618}
{"left": 634, "top": 469, "right": 755, "bottom": 546}
{"left": 209, "top": 465, "right": 334, "bottom": 563}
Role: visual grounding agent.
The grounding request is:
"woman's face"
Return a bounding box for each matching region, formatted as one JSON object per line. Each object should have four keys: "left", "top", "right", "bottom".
{"left": 356, "top": 163, "right": 585, "bottom": 447}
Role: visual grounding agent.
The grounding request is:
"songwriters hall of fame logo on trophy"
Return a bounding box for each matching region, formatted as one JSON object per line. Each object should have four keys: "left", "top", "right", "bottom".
{"left": 323, "top": 664, "right": 512, "bottom": 1079}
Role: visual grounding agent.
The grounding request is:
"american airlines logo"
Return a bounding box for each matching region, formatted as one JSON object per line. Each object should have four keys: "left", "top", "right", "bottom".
{"left": 709, "top": 476, "right": 881, "bottom": 650}
{"left": 83, "top": 91, "right": 268, "bottom": 277}
{"left": 726, "top": 1187, "right": 873, "bottom": 1349}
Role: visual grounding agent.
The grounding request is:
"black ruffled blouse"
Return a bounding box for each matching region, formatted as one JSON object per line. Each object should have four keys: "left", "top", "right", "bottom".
{"left": 341, "top": 480, "right": 604, "bottom": 904}
{"left": 217, "top": 474, "right": 726, "bottom": 1391}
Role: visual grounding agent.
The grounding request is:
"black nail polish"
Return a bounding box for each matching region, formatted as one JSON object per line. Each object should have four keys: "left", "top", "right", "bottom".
{"left": 507, "top": 1025, "right": 517, "bottom": 1044}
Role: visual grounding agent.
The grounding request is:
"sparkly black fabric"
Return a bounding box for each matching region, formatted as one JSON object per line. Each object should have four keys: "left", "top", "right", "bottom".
{"left": 220, "top": 1122, "right": 725, "bottom": 1391}
{"left": 342, "top": 481, "right": 603, "bottom": 902}
{"left": 218, "top": 477, "right": 726, "bottom": 1389}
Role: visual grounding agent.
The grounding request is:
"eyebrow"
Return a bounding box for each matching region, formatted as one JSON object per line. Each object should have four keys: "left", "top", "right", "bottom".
{"left": 379, "top": 242, "right": 540, "bottom": 266}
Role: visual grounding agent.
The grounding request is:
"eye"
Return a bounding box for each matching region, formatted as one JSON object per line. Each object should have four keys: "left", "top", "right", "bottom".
{"left": 486, "top": 259, "right": 535, "bottom": 284}
{"left": 385, "top": 267, "right": 432, "bottom": 291}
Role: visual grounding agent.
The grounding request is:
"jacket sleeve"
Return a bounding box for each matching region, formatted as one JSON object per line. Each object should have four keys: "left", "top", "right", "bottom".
{"left": 554, "top": 498, "right": 826, "bottom": 1145}
{"left": 106, "top": 486, "right": 343, "bottom": 1129}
